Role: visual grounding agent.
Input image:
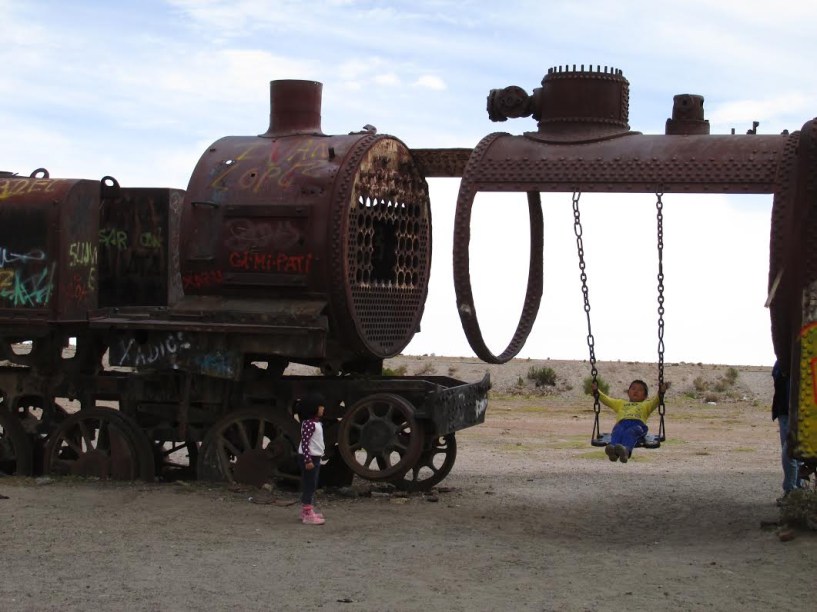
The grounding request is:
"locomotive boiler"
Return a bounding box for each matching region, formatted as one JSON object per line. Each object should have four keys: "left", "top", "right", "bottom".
{"left": 0, "top": 80, "right": 490, "bottom": 490}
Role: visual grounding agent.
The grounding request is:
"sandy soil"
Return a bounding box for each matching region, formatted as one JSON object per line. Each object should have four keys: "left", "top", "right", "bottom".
{"left": 0, "top": 358, "right": 814, "bottom": 612}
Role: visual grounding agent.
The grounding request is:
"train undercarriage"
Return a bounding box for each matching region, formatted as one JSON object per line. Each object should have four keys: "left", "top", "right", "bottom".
{"left": 0, "top": 330, "right": 490, "bottom": 492}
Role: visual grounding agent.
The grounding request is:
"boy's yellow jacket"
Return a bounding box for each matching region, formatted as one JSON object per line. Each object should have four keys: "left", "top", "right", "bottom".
{"left": 597, "top": 391, "right": 660, "bottom": 424}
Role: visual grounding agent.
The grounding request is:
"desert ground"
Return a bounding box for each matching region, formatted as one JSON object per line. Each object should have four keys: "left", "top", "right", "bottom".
{"left": 0, "top": 356, "right": 814, "bottom": 612}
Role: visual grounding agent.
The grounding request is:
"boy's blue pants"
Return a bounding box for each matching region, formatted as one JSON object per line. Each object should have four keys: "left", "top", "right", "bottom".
{"left": 610, "top": 419, "right": 648, "bottom": 454}
{"left": 778, "top": 415, "right": 803, "bottom": 493}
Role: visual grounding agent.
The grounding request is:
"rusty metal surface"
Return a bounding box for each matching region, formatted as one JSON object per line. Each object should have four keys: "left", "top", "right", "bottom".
{"left": 337, "top": 393, "right": 424, "bottom": 480}
{"left": 43, "top": 407, "right": 155, "bottom": 480}
{"left": 410, "top": 148, "right": 471, "bottom": 177}
{"left": 475, "top": 66, "right": 786, "bottom": 193}
{"left": 262, "top": 79, "right": 325, "bottom": 138}
{"left": 92, "top": 303, "right": 329, "bottom": 369}
{"left": 454, "top": 185, "right": 544, "bottom": 364}
{"left": 0, "top": 176, "right": 100, "bottom": 323}
{"left": 777, "top": 118, "right": 817, "bottom": 460}
{"left": 196, "top": 407, "right": 300, "bottom": 486}
{"left": 452, "top": 65, "right": 800, "bottom": 363}
{"left": 392, "top": 432, "right": 457, "bottom": 492}
{"left": 767, "top": 133, "right": 800, "bottom": 363}
{"left": 181, "top": 80, "right": 431, "bottom": 366}
{"left": 459, "top": 132, "right": 787, "bottom": 193}
{"left": 428, "top": 372, "right": 491, "bottom": 435}
{"left": 106, "top": 330, "right": 243, "bottom": 380}
{"left": 331, "top": 136, "right": 431, "bottom": 359}
{"left": 488, "top": 65, "right": 634, "bottom": 143}
{"left": 99, "top": 184, "right": 184, "bottom": 309}
{"left": 665, "top": 94, "right": 710, "bottom": 136}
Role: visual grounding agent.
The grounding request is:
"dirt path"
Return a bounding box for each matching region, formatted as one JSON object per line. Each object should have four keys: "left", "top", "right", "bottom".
{"left": 1, "top": 385, "right": 813, "bottom": 612}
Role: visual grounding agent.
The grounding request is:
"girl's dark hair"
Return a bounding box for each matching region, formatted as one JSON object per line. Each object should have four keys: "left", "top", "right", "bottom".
{"left": 296, "top": 391, "right": 326, "bottom": 420}
{"left": 631, "top": 379, "right": 648, "bottom": 396}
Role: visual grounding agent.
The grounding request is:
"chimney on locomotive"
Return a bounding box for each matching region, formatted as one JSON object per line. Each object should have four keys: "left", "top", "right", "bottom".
{"left": 262, "top": 79, "right": 325, "bottom": 137}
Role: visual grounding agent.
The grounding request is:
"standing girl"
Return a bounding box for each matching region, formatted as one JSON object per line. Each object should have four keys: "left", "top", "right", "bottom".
{"left": 297, "top": 392, "right": 326, "bottom": 525}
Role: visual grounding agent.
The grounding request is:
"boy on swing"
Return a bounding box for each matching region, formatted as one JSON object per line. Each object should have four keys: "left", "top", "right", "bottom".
{"left": 592, "top": 379, "right": 671, "bottom": 463}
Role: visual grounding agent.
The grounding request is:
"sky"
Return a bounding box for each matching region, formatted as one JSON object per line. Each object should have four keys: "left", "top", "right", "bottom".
{"left": 2, "top": 0, "right": 816, "bottom": 367}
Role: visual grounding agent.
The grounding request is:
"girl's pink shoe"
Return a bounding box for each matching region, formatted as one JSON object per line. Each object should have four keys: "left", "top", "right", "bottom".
{"left": 302, "top": 510, "right": 325, "bottom": 525}
{"left": 300, "top": 506, "right": 324, "bottom": 521}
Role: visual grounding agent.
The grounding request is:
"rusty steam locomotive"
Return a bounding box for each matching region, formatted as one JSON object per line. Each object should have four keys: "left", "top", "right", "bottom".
{"left": 0, "top": 79, "right": 489, "bottom": 490}
{"left": 2, "top": 65, "right": 816, "bottom": 487}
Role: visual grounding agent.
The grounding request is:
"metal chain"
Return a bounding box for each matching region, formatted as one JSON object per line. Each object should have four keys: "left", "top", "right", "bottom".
{"left": 655, "top": 192, "right": 666, "bottom": 431}
{"left": 571, "top": 191, "right": 600, "bottom": 417}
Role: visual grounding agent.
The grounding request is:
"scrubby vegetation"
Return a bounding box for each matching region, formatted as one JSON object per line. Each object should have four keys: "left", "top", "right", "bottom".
{"left": 502, "top": 365, "right": 573, "bottom": 396}
{"left": 691, "top": 366, "right": 741, "bottom": 402}
{"left": 526, "top": 365, "right": 557, "bottom": 387}
{"left": 414, "top": 362, "right": 436, "bottom": 376}
{"left": 382, "top": 365, "right": 408, "bottom": 377}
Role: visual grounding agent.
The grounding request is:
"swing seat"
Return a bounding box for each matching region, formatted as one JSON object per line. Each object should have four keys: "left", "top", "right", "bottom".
{"left": 591, "top": 433, "right": 663, "bottom": 449}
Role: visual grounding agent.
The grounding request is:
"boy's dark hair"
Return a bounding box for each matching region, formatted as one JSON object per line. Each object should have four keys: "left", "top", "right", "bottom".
{"left": 296, "top": 391, "right": 326, "bottom": 420}
{"left": 630, "top": 379, "right": 649, "bottom": 396}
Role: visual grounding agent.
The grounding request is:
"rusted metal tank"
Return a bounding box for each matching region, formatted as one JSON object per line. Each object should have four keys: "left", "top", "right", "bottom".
{"left": 98, "top": 179, "right": 184, "bottom": 309}
{"left": 0, "top": 171, "right": 184, "bottom": 325}
{"left": 178, "top": 80, "right": 432, "bottom": 371}
{"left": 0, "top": 169, "right": 99, "bottom": 326}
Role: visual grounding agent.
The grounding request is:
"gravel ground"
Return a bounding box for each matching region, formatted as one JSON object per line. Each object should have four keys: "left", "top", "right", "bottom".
{"left": 2, "top": 358, "right": 814, "bottom": 612}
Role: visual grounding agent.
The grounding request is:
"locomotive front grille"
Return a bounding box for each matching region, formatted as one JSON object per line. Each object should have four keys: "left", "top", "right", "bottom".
{"left": 344, "top": 141, "right": 431, "bottom": 356}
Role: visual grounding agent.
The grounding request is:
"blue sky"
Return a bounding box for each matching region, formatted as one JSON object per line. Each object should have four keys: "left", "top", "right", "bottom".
{"left": 3, "top": 0, "right": 816, "bottom": 366}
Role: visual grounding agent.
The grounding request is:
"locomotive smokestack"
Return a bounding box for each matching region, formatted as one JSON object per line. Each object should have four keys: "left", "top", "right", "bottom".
{"left": 263, "top": 79, "right": 324, "bottom": 137}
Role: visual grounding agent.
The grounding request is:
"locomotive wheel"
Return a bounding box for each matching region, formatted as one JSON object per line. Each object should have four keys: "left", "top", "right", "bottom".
{"left": 337, "top": 393, "right": 424, "bottom": 480}
{"left": 44, "top": 408, "right": 155, "bottom": 481}
{"left": 119, "top": 413, "right": 156, "bottom": 481}
{"left": 153, "top": 438, "right": 199, "bottom": 481}
{"left": 12, "top": 396, "right": 69, "bottom": 476}
{"left": 12, "top": 396, "right": 68, "bottom": 437}
{"left": 197, "top": 408, "right": 300, "bottom": 487}
{"left": 0, "top": 409, "right": 34, "bottom": 476}
{"left": 391, "top": 433, "right": 457, "bottom": 492}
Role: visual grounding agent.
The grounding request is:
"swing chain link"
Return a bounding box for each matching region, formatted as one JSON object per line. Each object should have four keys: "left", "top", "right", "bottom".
{"left": 656, "top": 192, "right": 667, "bottom": 431}
{"left": 572, "top": 191, "right": 600, "bottom": 417}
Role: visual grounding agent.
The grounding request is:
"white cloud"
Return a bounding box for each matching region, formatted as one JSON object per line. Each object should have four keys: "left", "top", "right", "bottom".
{"left": 374, "top": 73, "right": 401, "bottom": 86}
{"left": 413, "top": 75, "right": 446, "bottom": 91}
{"left": 338, "top": 59, "right": 380, "bottom": 81}
{"left": 708, "top": 94, "right": 812, "bottom": 134}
